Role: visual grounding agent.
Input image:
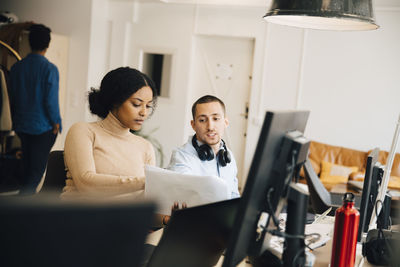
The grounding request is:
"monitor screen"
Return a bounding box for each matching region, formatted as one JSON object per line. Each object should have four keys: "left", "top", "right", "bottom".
{"left": 0, "top": 194, "right": 155, "bottom": 267}
{"left": 357, "top": 147, "right": 379, "bottom": 241}
{"left": 147, "top": 198, "right": 240, "bottom": 267}
{"left": 222, "top": 110, "right": 310, "bottom": 267}
{"left": 365, "top": 163, "right": 385, "bottom": 229}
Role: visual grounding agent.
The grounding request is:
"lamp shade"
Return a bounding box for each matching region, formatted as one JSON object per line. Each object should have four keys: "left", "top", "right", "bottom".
{"left": 263, "top": 0, "right": 379, "bottom": 31}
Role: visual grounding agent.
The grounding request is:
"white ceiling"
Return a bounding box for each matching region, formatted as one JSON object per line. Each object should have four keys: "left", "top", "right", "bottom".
{"left": 159, "top": 0, "right": 271, "bottom": 6}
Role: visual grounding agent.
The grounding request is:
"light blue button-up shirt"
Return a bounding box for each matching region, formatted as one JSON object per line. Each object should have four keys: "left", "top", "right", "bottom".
{"left": 167, "top": 136, "right": 240, "bottom": 199}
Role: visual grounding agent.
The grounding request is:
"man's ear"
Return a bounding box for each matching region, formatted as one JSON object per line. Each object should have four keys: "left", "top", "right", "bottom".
{"left": 191, "top": 120, "right": 195, "bottom": 131}
{"left": 224, "top": 117, "right": 229, "bottom": 128}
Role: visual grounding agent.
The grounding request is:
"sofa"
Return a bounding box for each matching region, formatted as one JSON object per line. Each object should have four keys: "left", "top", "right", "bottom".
{"left": 303, "top": 141, "right": 400, "bottom": 191}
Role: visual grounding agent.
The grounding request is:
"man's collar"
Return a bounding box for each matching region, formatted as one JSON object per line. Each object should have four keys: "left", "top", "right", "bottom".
{"left": 189, "top": 135, "right": 223, "bottom": 149}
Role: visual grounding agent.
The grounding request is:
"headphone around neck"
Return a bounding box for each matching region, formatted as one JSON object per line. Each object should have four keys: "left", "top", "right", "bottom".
{"left": 191, "top": 134, "right": 231, "bottom": 167}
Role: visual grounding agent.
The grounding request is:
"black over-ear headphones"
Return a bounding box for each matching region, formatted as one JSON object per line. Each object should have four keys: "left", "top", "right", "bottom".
{"left": 192, "top": 134, "right": 231, "bottom": 167}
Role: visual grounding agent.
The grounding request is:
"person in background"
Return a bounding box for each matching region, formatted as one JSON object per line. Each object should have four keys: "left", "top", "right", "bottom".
{"left": 61, "top": 67, "right": 157, "bottom": 199}
{"left": 9, "top": 24, "right": 62, "bottom": 195}
{"left": 167, "top": 95, "right": 240, "bottom": 199}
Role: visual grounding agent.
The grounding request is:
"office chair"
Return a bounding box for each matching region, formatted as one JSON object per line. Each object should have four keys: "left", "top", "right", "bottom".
{"left": 40, "top": 150, "right": 67, "bottom": 194}
{"left": 303, "top": 159, "right": 362, "bottom": 216}
{"left": 303, "top": 159, "right": 340, "bottom": 215}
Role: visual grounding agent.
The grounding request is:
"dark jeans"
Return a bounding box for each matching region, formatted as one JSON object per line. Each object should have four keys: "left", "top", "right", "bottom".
{"left": 17, "top": 130, "right": 57, "bottom": 195}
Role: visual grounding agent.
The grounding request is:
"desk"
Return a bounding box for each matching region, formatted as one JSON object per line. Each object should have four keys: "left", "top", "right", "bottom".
{"left": 312, "top": 240, "right": 373, "bottom": 267}
{"left": 146, "top": 229, "right": 251, "bottom": 266}
{"left": 330, "top": 182, "right": 400, "bottom": 201}
{"left": 145, "top": 227, "right": 377, "bottom": 267}
{"left": 312, "top": 227, "right": 399, "bottom": 266}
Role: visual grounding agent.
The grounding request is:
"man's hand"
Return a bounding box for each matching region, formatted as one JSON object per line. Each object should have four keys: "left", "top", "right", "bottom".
{"left": 172, "top": 201, "right": 187, "bottom": 212}
{"left": 52, "top": 123, "right": 60, "bottom": 134}
{"left": 163, "top": 202, "right": 187, "bottom": 226}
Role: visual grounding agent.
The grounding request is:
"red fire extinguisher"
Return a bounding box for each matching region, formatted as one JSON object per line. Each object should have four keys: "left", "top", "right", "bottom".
{"left": 331, "top": 192, "right": 360, "bottom": 267}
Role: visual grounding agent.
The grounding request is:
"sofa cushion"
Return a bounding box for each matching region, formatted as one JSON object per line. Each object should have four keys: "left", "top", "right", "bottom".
{"left": 320, "top": 161, "right": 358, "bottom": 184}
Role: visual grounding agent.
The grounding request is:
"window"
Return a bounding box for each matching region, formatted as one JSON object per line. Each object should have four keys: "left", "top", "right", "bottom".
{"left": 141, "top": 53, "right": 172, "bottom": 98}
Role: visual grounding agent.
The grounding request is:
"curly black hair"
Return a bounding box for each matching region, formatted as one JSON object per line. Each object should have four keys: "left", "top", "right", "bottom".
{"left": 88, "top": 67, "right": 157, "bottom": 119}
{"left": 29, "top": 24, "right": 51, "bottom": 51}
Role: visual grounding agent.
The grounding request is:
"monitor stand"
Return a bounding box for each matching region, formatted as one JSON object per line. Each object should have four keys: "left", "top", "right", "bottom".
{"left": 377, "top": 193, "right": 392, "bottom": 230}
{"left": 283, "top": 183, "right": 309, "bottom": 267}
{"left": 253, "top": 183, "right": 309, "bottom": 267}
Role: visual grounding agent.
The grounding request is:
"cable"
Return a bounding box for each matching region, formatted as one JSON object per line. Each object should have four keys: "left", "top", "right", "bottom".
{"left": 286, "top": 150, "right": 297, "bottom": 183}
{"left": 262, "top": 149, "right": 315, "bottom": 267}
{"left": 266, "top": 229, "right": 304, "bottom": 240}
{"left": 266, "top": 187, "right": 280, "bottom": 228}
{"left": 264, "top": 154, "right": 322, "bottom": 243}
{"left": 266, "top": 229, "right": 321, "bottom": 244}
{"left": 266, "top": 150, "right": 298, "bottom": 230}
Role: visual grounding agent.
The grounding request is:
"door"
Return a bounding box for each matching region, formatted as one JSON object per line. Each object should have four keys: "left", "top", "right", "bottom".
{"left": 45, "top": 33, "right": 69, "bottom": 151}
{"left": 190, "top": 35, "right": 254, "bottom": 190}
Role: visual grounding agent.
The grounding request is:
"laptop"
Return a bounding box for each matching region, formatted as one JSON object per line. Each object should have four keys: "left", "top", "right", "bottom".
{"left": 145, "top": 198, "right": 240, "bottom": 267}
{"left": 0, "top": 194, "right": 155, "bottom": 267}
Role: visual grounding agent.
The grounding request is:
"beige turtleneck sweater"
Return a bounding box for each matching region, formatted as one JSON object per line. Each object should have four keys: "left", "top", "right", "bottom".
{"left": 61, "top": 112, "right": 155, "bottom": 198}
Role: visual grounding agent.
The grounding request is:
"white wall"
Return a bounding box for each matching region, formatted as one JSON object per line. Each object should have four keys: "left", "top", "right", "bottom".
{"left": 300, "top": 9, "right": 400, "bottom": 153}
{"left": 241, "top": 5, "right": 400, "bottom": 179}
{"left": 256, "top": 7, "right": 400, "bottom": 153}
{"left": 127, "top": 3, "right": 197, "bottom": 167}
{"left": 86, "top": 0, "right": 112, "bottom": 122}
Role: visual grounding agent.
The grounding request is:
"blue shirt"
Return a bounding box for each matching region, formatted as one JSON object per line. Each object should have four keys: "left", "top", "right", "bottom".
{"left": 167, "top": 136, "right": 240, "bottom": 199}
{"left": 9, "top": 53, "right": 62, "bottom": 134}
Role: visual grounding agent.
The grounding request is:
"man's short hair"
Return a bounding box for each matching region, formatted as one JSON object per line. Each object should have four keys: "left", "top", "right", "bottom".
{"left": 29, "top": 24, "right": 51, "bottom": 51}
{"left": 191, "top": 95, "right": 226, "bottom": 119}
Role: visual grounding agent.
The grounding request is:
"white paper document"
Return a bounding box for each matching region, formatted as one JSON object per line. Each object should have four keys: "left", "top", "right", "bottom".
{"left": 145, "top": 165, "right": 231, "bottom": 215}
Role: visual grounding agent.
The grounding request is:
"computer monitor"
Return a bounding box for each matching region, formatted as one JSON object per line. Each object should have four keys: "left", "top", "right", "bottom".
{"left": 222, "top": 110, "right": 310, "bottom": 267}
{"left": 357, "top": 147, "right": 380, "bottom": 241}
{"left": 0, "top": 194, "right": 155, "bottom": 267}
{"left": 146, "top": 198, "right": 240, "bottom": 267}
{"left": 366, "top": 163, "right": 385, "bottom": 226}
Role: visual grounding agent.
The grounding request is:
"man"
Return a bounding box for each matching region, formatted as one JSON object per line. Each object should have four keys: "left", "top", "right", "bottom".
{"left": 168, "top": 95, "right": 240, "bottom": 199}
{"left": 9, "top": 24, "right": 62, "bottom": 195}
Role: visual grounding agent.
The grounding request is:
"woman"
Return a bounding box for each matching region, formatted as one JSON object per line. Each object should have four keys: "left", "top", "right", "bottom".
{"left": 61, "top": 67, "right": 157, "bottom": 198}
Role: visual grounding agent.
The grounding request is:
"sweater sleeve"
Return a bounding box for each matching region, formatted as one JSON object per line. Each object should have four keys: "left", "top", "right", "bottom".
{"left": 145, "top": 141, "right": 156, "bottom": 166}
{"left": 64, "top": 123, "right": 145, "bottom": 195}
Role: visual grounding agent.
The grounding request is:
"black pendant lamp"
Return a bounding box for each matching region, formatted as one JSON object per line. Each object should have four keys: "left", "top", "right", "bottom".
{"left": 263, "top": 0, "right": 379, "bottom": 31}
